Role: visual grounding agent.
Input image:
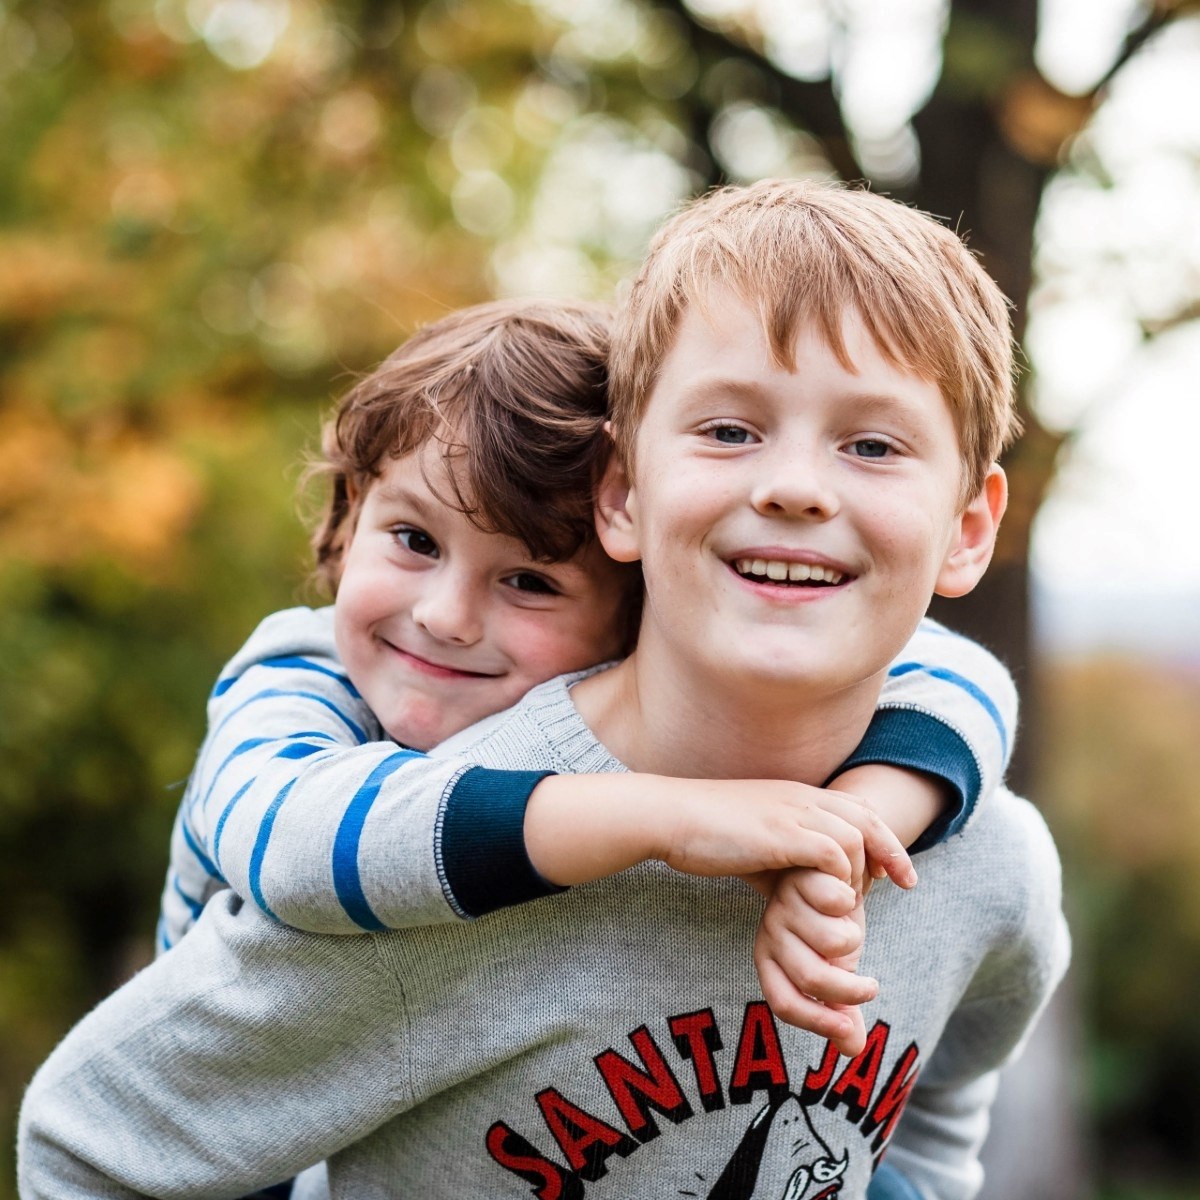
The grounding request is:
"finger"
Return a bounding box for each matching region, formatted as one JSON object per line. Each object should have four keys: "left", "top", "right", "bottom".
{"left": 817, "top": 792, "right": 917, "bottom": 890}
{"left": 755, "top": 922, "right": 877, "bottom": 1005}
{"left": 780, "top": 869, "right": 858, "bottom": 918}
{"left": 775, "top": 828, "right": 855, "bottom": 883}
{"left": 764, "top": 890, "right": 864, "bottom": 960}
{"left": 825, "top": 1001, "right": 868, "bottom": 1058}
{"left": 755, "top": 956, "right": 866, "bottom": 1050}
{"left": 774, "top": 807, "right": 866, "bottom": 883}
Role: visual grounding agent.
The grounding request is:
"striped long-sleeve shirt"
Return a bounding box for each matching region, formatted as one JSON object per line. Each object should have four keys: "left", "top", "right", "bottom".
{"left": 158, "top": 606, "right": 1017, "bottom": 949}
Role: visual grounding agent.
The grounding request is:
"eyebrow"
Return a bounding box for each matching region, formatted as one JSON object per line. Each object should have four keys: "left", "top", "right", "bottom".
{"left": 674, "top": 376, "right": 769, "bottom": 406}
{"left": 369, "top": 481, "right": 436, "bottom": 514}
{"left": 839, "top": 390, "right": 937, "bottom": 425}
{"left": 678, "top": 376, "right": 934, "bottom": 419}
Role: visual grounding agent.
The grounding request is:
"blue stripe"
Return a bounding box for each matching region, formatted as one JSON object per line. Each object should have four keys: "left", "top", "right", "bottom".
{"left": 887, "top": 661, "right": 1008, "bottom": 757}
{"left": 172, "top": 876, "right": 205, "bottom": 921}
{"left": 181, "top": 818, "right": 223, "bottom": 882}
{"left": 331, "top": 751, "right": 422, "bottom": 932}
{"left": 193, "top": 733, "right": 335, "bottom": 818}
{"left": 156, "top": 915, "right": 172, "bottom": 954}
{"left": 212, "top": 777, "right": 255, "bottom": 867}
{"left": 213, "top": 657, "right": 361, "bottom": 700}
{"left": 195, "top": 736, "right": 272, "bottom": 815}
{"left": 213, "top": 688, "right": 368, "bottom": 745}
{"left": 274, "top": 741, "right": 327, "bottom": 761}
{"left": 247, "top": 778, "right": 298, "bottom": 923}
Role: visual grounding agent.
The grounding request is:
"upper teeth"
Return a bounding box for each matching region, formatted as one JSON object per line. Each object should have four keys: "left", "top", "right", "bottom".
{"left": 735, "top": 558, "right": 844, "bottom": 584}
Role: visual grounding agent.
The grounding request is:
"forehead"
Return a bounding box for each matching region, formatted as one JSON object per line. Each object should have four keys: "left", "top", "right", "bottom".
{"left": 648, "top": 294, "right": 945, "bottom": 413}
{"left": 358, "top": 440, "right": 473, "bottom": 517}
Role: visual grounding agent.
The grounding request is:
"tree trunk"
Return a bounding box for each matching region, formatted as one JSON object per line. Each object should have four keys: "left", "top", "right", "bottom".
{"left": 912, "top": 5, "right": 1083, "bottom": 1193}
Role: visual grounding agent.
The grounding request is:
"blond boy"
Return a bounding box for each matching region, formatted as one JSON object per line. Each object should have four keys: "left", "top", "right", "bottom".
{"left": 18, "top": 183, "right": 1067, "bottom": 1200}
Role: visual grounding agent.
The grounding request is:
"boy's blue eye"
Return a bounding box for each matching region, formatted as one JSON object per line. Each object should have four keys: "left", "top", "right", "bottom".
{"left": 710, "top": 425, "right": 753, "bottom": 445}
{"left": 395, "top": 527, "right": 438, "bottom": 557}
{"left": 849, "top": 439, "right": 891, "bottom": 459}
{"left": 506, "top": 572, "right": 558, "bottom": 595}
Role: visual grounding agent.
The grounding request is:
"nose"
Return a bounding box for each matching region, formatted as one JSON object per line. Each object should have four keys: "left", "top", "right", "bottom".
{"left": 410, "top": 568, "right": 485, "bottom": 647}
{"left": 749, "top": 442, "right": 840, "bottom": 520}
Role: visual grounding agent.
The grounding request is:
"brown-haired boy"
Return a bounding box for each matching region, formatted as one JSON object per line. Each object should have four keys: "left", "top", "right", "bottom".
{"left": 21, "top": 187, "right": 1062, "bottom": 1200}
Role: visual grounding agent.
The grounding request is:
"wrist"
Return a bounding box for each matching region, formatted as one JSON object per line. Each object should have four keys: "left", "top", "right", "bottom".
{"left": 829, "top": 764, "right": 948, "bottom": 849}
{"left": 524, "top": 774, "right": 662, "bottom": 886}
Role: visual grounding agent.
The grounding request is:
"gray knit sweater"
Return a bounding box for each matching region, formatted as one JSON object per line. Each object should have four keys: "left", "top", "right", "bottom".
{"left": 18, "top": 674, "right": 1068, "bottom": 1200}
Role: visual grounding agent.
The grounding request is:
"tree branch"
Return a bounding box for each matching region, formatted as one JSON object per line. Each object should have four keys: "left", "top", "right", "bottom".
{"left": 655, "top": 0, "right": 863, "bottom": 180}
{"left": 1092, "top": 0, "right": 1200, "bottom": 93}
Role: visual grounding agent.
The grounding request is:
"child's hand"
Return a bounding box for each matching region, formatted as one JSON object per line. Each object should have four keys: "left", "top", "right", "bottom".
{"left": 829, "top": 762, "right": 950, "bottom": 858}
{"left": 655, "top": 779, "right": 915, "bottom": 892}
{"left": 524, "top": 774, "right": 915, "bottom": 891}
{"left": 752, "top": 867, "right": 873, "bottom": 1056}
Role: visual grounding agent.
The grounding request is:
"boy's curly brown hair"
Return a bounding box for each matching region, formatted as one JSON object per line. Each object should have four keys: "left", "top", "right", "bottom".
{"left": 309, "top": 298, "right": 617, "bottom": 595}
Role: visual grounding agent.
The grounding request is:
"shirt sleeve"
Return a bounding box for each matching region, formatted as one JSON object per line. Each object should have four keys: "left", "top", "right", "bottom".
{"left": 837, "top": 618, "right": 1019, "bottom": 851}
{"left": 874, "top": 803, "right": 1071, "bottom": 1200}
{"left": 159, "top": 607, "right": 562, "bottom": 945}
{"left": 19, "top": 897, "right": 409, "bottom": 1199}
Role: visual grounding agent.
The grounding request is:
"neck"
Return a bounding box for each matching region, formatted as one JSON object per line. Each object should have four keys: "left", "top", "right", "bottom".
{"left": 571, "top": 632, "right": 885, "bottom": 784}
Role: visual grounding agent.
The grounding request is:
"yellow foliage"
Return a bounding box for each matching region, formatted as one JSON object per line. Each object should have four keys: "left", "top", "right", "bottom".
{"left": 0, "top": 237, "right": 102, "bottom": 323}
{"left": 1041, "top": 655, "right": 1200, "bottom": 900}
{"left": 998, "top": 71, "right": 1094, "bottom": 166}
{"left": 0, "top": 411, "right": 73, "bottom": 512}
{"left": 76, "top": 437, "right": 205, "bottom": 565}
{"left": 0, "top": 414, "right": 204, "bottom": 577}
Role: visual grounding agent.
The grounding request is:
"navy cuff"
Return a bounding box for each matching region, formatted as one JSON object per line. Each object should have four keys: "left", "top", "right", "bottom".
{"left": 440, "top": 767, "right": 567, "bottom": 918}
{"left": 868, "top": 1162, "right": 925, "bottom": 1200}
{"left": 835, "top": 708, "right": 981, "bottom": 854}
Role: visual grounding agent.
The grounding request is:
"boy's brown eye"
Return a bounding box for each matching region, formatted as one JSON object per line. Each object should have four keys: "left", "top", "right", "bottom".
{"left": 506, "top": 572, "right": 558, "bottom": 595}
{"left": 849, "top": 438, "right": 891, "bottom": 458}
{"left": 395, "top": 527, "right": 438, "bottom": 557}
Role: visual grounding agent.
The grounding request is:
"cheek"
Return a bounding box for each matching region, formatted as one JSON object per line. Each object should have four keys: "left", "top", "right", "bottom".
{"left": 333, "top": 577, "right": 376, "bottom": 639}
{"left": 506, "top": 605, "right": 623, "bottom": 680}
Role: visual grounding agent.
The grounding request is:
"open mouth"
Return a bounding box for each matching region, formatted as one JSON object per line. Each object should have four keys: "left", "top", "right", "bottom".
{"left": 732, "top": 558, "right": 849, "bottom": 588}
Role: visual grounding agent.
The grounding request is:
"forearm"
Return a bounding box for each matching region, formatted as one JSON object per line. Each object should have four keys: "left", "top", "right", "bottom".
{"left": 522, "top": 773, "right": 665, "bottom": 885}
{"left": 830, "top": 763, "right": 948, "bottom": 851}
{"left": 523, "top": 772, "right": 914, "bottom": 889}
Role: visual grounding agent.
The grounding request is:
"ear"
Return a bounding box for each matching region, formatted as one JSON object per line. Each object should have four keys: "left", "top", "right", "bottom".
{"left": 594, "top": 447, "right": 642, "bottom": 565}
{"left": 934, "top": 464, "right": 1008, "bottom": 599}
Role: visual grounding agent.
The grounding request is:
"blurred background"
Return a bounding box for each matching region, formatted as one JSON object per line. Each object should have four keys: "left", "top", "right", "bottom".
{"left": 2, "top": 0, "right": 1199, "bottom": 1196}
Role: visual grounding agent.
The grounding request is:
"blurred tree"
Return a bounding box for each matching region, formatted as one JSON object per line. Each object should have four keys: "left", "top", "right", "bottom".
{"left": 3, "top": 0, "right": 1200, "bottom": 1196}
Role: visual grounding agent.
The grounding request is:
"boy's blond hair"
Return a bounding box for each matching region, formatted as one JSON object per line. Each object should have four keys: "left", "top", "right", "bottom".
{"left": 609, "top": 179, "right": 1020, "bottom": 503}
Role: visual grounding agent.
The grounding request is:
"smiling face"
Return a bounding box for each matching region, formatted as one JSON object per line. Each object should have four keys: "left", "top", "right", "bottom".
{"left": 597, "top": 293, "right": 1006, "bottom": 708}
{"left": 334, "top": 443, "right": 631, "bottom": 750}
